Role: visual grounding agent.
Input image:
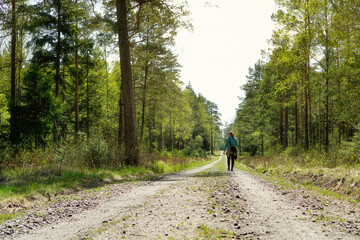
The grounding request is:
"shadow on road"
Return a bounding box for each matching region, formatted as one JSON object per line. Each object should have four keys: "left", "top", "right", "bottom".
{"left": 192, "top": 170, "right": 228, "bottom": 178}
{"left": 146, "top": 170, "right": 228, "bottom": 183}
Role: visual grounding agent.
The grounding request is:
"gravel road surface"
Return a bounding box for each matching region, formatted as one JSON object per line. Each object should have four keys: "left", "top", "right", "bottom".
{"left": 2, "top": 155, "right": 359, "bottom": 239}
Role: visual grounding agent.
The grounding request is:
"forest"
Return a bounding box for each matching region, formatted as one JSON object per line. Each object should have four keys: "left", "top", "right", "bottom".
{"left": 0, "top": 0, "right": 223, "bottom": 173}
{"left": 2, "top": 1, "right": 360, "bottom": 238}
{"left": 2, "top": 0, "right": 360, "bottom": 175}
{"left": 230, "top": 0, "right": 360, "bottom": 166}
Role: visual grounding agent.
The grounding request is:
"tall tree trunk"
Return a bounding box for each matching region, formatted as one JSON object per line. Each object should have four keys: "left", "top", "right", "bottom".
{"left": 116, "top": 0, "right": 139, "bottom": 165}
{"left": 171, "top": 117, "right": 175, "bottom": 151}
{"left": 10, "top": 0, "right": 18, "bottom": 146}
{"left": 303, "top": 0, "right": 311, "bottom": 151}
{"left": 55, "top": 0, "right": 61, "bottom": 98}
{"left": 304, "top": 77, "right": 309, "bottom": 150}
{"left": 210, "top": 121, "right": 213, "bottom": 154}
{"left": 140, "top": 62, "right": 148, "bottom": 142}
{"left": 210, "top": 109, "right": 214, "bottom": 154}
{"left": 300, "top": 70, "right": 304, "bottom": 149}
{"left": 284, "top": 105, "right": 289, "bottom": 148}
{"left": 318, "top": 86, "right": 322, "bottom": 152}
{"left": 148, "top": 103, "right": 153, "bottom": 150}
{"left": 17, "top": 23, "right": 23, "bottom": 105}
{"left": 308, "top": 79, "right": 312, "bottom": 149}
{"left": 337, "top": 73, "right": 341, "bottom": 144}
{"left": 34, "top": 80, "right": 39, "bottom": 148}
{"left": 118, "top": 92, "right": 125, "bottom": 145}
{"left": 323, "top": 0, "right": 330, "bottom": 153}
{"left": 238, "top": 134, "right": 241, "bottom": 156}
{"left": 105, "top": 46, "right": 109, "bottom": 118}
{"left": 294, "top": 83, "right": 298, "bottom": 145}
{"left": 331, "top": 98, "right": 334, "bottom": 138}
{"left": 86, "top": 59, "right": 90, "bottom": 142}
{"left": 158, "top": 121, "right": 163, "bottom": 152}
{"left": 279, "top": 107, "right": 283, "bottom": 147}
{"left": 324, "top": 68, "right": 329, "bottom": 152}
{"left": 74, "top": 0, "right": 79, "bottom": 141}
{"left": 53, "top": 0, "right": 61, "bottom": 143}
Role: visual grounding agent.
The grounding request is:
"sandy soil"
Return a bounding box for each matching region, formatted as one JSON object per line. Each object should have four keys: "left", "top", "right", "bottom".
{"left": 2, "top": 155, "right": 360, "bottom": 239}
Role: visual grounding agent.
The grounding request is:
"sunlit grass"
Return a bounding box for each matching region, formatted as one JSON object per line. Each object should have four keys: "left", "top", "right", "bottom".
{"left": 196, "top": 224, "right": 233, "bottom": 239}
{"left": 193, "top": 155, "right": 227, "bottom": 177}
{"left": 235, "top": 156, "right": 360, "bottom": 203}
{"left": 0, "top": 154, "right": 220, "bottom": 208}
{"left": 0, "top": 212, "right": 25, "bottom": 224}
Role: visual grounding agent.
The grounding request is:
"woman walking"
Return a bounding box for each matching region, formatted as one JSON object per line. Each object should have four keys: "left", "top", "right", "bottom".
{"left": 224, "top": 131, "right": 238, "bottom": 171}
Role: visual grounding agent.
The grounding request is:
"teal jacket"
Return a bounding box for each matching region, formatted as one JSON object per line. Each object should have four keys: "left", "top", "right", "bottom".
{"left": 224, "top": 136, "right": 238, "bottom": 153}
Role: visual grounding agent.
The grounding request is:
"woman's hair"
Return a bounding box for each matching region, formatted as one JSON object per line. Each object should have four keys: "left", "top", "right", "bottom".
{"left": 227, "top": 131, "right": 234, "bottom": 137}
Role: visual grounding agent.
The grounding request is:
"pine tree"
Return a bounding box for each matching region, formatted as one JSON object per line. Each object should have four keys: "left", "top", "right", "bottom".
{"left": 19, "top": 59, "right": 56, "bottom": 148}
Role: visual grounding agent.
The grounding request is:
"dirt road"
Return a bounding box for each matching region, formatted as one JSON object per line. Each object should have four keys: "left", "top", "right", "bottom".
{"left": 3, "top": 155, "right": 360, "bottom": 239}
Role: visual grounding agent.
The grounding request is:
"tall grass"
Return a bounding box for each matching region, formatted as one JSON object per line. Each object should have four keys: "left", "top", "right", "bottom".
{"left": 248, "top": 139, "right": 360, "bottom": 169}
{"left": 0, "top": 139, "right": 217, "bottom": 208}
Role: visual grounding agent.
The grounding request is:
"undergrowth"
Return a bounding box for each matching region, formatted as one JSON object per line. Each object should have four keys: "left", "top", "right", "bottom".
{"left": 236, "top": 154, "right": 360, "bottom": 203}
{"left": 0, "top": 152, "right": 218, "bottom": 211}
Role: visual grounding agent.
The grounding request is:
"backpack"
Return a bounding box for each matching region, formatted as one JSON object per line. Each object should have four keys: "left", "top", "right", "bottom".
{"left": 230, "top": 145, "right": 237, "bottom": 154}
{"left": 229, "top": 137, "right": 237, "bottom": 155}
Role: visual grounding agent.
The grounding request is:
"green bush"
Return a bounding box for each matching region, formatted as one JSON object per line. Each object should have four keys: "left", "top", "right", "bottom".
{"left": 84, "top": 138, "right": 109, "bottom": 168}
{"left": 338, "top": 141, "right": 360, "bottom": 166}
{"left": 280, "top": 146, "right": 300, "bottom": 157}
{"left": 182, "top": 135, "right": 208, "bottom": 157}
{"left": 353, "top": 125, "right": 360, "bottom": 154}
{"left": 264, "top": 144, "right": 284, "bottom": 157}
{"left": 151, "top": 161, "right": 172, "bottom": 173}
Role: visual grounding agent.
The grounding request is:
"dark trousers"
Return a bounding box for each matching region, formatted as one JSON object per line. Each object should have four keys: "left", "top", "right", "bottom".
{"left": 227, "top": 154, "right": 235, "bottom": 170}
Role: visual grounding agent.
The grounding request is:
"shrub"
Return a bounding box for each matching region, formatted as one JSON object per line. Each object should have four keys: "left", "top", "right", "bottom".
{"left": 182, "top": 135, "right": 208, "bottom": 157}
{"left": 264, "top": 144, "right": 284, "bottom": 157}
{"left": 151, "top": 161, "right": 172, "bottom": 174}
{"left": 280, "top": 146, "right": 300, "bottom": 157}
{"left": 338, "top": 141, "right": 360, "bottom": 166}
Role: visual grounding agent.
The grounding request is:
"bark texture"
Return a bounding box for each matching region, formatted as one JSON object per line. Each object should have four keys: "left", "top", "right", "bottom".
{"left": 116, "top": 0, "right": 139, "bottom": 165}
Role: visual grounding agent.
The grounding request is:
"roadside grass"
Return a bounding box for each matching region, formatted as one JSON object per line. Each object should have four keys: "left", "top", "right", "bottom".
{"left": 196, "top": 224, "right": 233, "bottom": 239}
{"left": 0, "top": 154, "right": 220, "bottom": 223}
{"left": 151, "top": 154, "right": 219, "bottom": 175}
{"left": 0, "top": 212, "right": 25, "bottom": 224}
{"left": 193, "top": 155, "right": 226, "bottom": 178}
{"left": 235, "top": 156, "right": 360, "bottom": 203}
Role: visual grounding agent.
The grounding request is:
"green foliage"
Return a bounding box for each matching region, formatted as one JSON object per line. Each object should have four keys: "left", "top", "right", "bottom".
{"left": 18, "top": 62, "right": 57, "bottom": 148}
{"left": 338, "top": 133, "right": 360, "bottom": 166}
{"left": 280, "top": 146, "right": 300, "bottom": 158}
{"left": 55, "top": 137, "right": 120, "bottom": 169}
{"left": 232, "top": 0, "right": 360, "bottom": 165}
{"left": 183, "top": 135, "right": 208, "bottom": 157}
{"left": 151, "top": 161, "right": 172, "bottom": 174}
{"left": 0, "top": 148, "right": 216, "bottom": 206}
{"left": 0, "top": 0, "right": 220, "bottom": 172}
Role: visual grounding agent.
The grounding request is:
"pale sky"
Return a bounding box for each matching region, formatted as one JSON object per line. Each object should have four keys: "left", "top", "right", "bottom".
{"left": 174, "top": 0, "right": 277, "bottom": 125}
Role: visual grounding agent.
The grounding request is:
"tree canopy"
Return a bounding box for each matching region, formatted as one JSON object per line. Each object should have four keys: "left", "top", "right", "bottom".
{"left": 232, "top": 0, "right": 360, "bottom": 164}
{"left": 0, "top": 0, "right": 222, "bottom": 167}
